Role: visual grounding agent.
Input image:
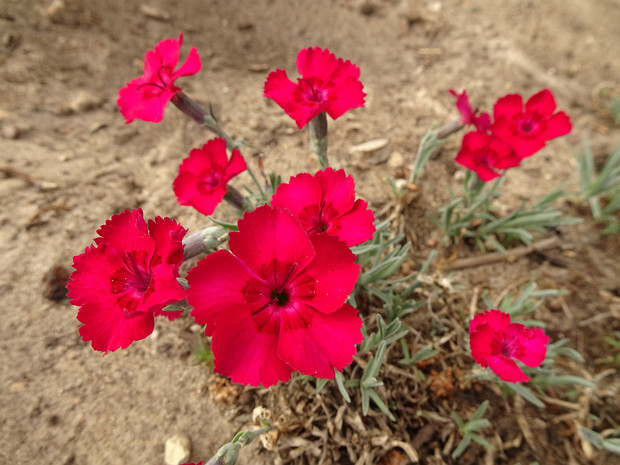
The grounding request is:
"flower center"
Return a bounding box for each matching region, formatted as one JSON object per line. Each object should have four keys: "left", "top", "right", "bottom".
{"left": 307, "top": 200, "right": 329, "bottom": 234}
{"left": 199, "top": 170, "right": 221, "bottom": 191}
{"left": 298, "top": 78, "right": 329, "bottom": 104}
{"left": 136, "top": 65, "right": 174, "bottom": 93}
{"left": 500, "top": 334, "right": 518, "bottom": 358}
{"left": 271, "top": 288, "right": 289, "bottom": 306}
{"left": 109, "top": 250, "right": 152, "bottom": 313}
{"left": 514, "top": 113, "right": 543, "bottom": 138}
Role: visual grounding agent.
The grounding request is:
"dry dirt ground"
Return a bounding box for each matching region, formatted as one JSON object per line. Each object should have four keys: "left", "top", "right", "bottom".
{"left": 1, "top": 1, "right": 620, "bottom": 464}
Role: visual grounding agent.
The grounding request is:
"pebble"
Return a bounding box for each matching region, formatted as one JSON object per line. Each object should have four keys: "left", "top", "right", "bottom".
{"left": 2, "top": 124, "right": 20, "bottom": 140}
{"left": 164, "top": 434, "right": 191, "bottom": 465}
{"left": 388, "top": 150, "right": 405, "bottom": 169}
{"left": 69, "top": 91, "right": 103, "bottom": 113}
{"left": 45, "top": 0, "right": 66, "bottom": 23}
{"left": 349, "top": 138, "right": 391, "bottom": 165}
{"left": 140, "top": 5, "right": 170, "bottom": 22}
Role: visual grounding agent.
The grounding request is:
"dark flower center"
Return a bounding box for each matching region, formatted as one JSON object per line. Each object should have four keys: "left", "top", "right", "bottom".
{"left": 307, "top": 200, "right": 329, "bottom": 234}
{"left": 298, "top": 78, "right": 329, "bottom": 104}
{"left": 514, "top": 113, "right": 544, "bottom": 139}
{"left": 136, "top": 64, "right": 174, "bottom": 93}
{"left": 199, "top": 170, "right": 221, "bottom": 191}
{"left": 271, "top": 289, "right": 289, "bottom": 306}
{"left": 110, "top": 250, "right": 152, "bottom": 313}
{"left": 500, "top": 333, "right": 518, "bottom": 358}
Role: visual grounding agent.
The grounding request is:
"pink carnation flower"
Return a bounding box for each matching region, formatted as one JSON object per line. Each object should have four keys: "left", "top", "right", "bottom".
{"left": 67, "top": 209, "right": 187, "bottom": 353}
{"left": 271, "top": 168, "right": 375, "bottom": 246}
{"left": 449, "top": 89, "right": 491, "bottom": 132}
{"left": 173, "top": 138, "right": 247, "bottom": 216}
{"left": 455, "top": 131, "right": 522, "bottom": 182}
{"left": 264, "top": 47, "right": 366, "bottom": 129}
{"left": 469, "top": 309, "right": 549, "bottom": 382}
{"left": 187, "top": 205, "right": 363, "bottom": 387}
{"left": 489, "top": 89, "right": 572, "bottom": 159}
{"left": 117, "top": 33, "right": 201, "bottom": 123}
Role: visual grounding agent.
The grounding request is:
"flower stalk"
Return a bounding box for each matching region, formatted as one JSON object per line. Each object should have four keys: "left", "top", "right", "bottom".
{"left": 309, "top": 112, "right": 329, "bottom": 169}
{"left": 171, "top": 91, "right": 237, "bottom": 151}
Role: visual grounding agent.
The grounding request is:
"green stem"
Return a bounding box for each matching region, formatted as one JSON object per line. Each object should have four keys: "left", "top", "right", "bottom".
{"left": 309, "top": 112, "right": 329, "bottom": 169}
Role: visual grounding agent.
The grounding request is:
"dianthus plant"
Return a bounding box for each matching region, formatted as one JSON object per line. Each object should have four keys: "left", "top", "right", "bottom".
{"left": 67, "top": 35, "right": 581, "bottom": 465}
{"left": 410, "top": 88, "right": 579, "bottom": 251}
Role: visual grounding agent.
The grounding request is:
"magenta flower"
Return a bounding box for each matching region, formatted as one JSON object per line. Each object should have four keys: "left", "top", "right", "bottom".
{"left": 117, "top": 33, "right": 201, "bottom": 123}
{"left": 449, "top": 89, "right": 491, "bottom": 132}
{"left": 187, "top": 205, "right": 363, "bottom": 387}
{"left": 455, "top": 131, "right": 522, "bottom": 182}
{"left": 271, "top": 168, "right": 375, "bottom": 246}
{"left": 173, "top": 138, "right": 247, "bottom": 216}
{"left": 67, "top": 209, "right": 187, "bottom": 353}
{"left": 264, "top": 47, "right": 366, "bottom": 129}
{"left": 489, "top": 89, "right": 572, "bottom": 159}
{"left": 469, "top": 309, "right": 549, "bottom": 382}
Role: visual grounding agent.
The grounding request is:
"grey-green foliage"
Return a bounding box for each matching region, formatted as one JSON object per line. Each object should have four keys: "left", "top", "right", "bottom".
{"left": 576, "top": 142, "right": 620, "bottom": 234}
{"left": 451, "top": 400, "right": 494, "bottom": 458}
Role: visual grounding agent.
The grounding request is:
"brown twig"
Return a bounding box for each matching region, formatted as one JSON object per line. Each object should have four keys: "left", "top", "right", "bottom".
{"left": 441, "top": 236, "right": 561, "bottom": 271}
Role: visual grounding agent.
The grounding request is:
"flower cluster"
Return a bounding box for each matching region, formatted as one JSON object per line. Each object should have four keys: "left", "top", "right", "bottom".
{"left": 451, "top": 89, "right": 572, "bottom": 181}
{"left": 469, "top": 309, "right": 549, "bottom": 382}
{"left": 69, "top": 168, "right": 374, "bottom": 386}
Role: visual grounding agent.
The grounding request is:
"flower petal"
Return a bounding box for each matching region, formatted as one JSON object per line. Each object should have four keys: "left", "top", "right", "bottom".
{"left": 94, "top": 209, "right": 152, "bottom": 253}
{"left": 525, "top": 89, "right": 557, "bottom": 118}
{"left": 515, "top": 326, "right": 549, "bottom": 367}
{"left": 486, "top": 355, "right": 530, "bottom": 382}
{"left": 67, "top": 244, "right": 118, "bottom": 306}
{"left": 296, "top": 47, "right": 339, "bottom": 79}
{"left": 264, "top": 69, "right": 297, "bottom": 113}
{"left": 493, "top": 93, "right": 523, "bottom": 121}
{"left": 147, "top": 216, "right": 187, "bottom": 267}
{"left": 187, "top": 250, "right": 258, "bottom": 336}
{"left": 229, "top": 206, "right": 315, "bottom": 282}
{"left": 211, "top": 304, "right": 292, "bottom": 387}
{"left": 469, "top": 322, "right": 500, "bottom": 366}
{"left": 278, "top": 303, "right": 363, "bottom": 378}
{"left": 142, "top": 263, "right": 186, "bottom": 317}
{"left": 271, "top": 172, "right": 323, "bottom": 225}
{"left": 174, "top": 46, "right": 202, "bottom": 78}
{"left": 326, "top": 76, "right": 366, "bottom": 121}
{"left": 77, "top": 301, "right": 155, "bottom": 353}
{"left": 328, "top": 199, "right": 376, "bottom": 246}
{"left": 470, "top": 309, "right": 511, "bottom": 333}
{"left": 316, "top": 168, "right": 356, "bottom": 215}
{"left": 290, "top": 233, "right": 359, "bottom": 314}
{"left": 541, "top": 111, "right": 572, "bottom": 140}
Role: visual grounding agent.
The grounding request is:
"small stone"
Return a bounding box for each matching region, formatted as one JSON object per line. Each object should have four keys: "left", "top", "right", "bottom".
{"left": 388, "top": 150, "right": 405, "bottom": 169}
{"left": 349, "top": 138, "right": 391, "bottom": 165}
{"left": 69, "top": 91, "right": 103, "bottom": 113}
{"left": 164, "top": 434, "right": 191, "bottom": 465}
{"left": 45, "top": 0, "right": 66, "bottom": 23}
{"left": 140, "top": 5, "right": 170, "bottom": 22}
{"left": 2, "top": 124, "right": 20, "bottom": 140}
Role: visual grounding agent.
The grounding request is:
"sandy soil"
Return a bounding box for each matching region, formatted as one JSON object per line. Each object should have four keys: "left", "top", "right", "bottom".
{"left": 1, "top": 1, "right": 619, "bottom": 464}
